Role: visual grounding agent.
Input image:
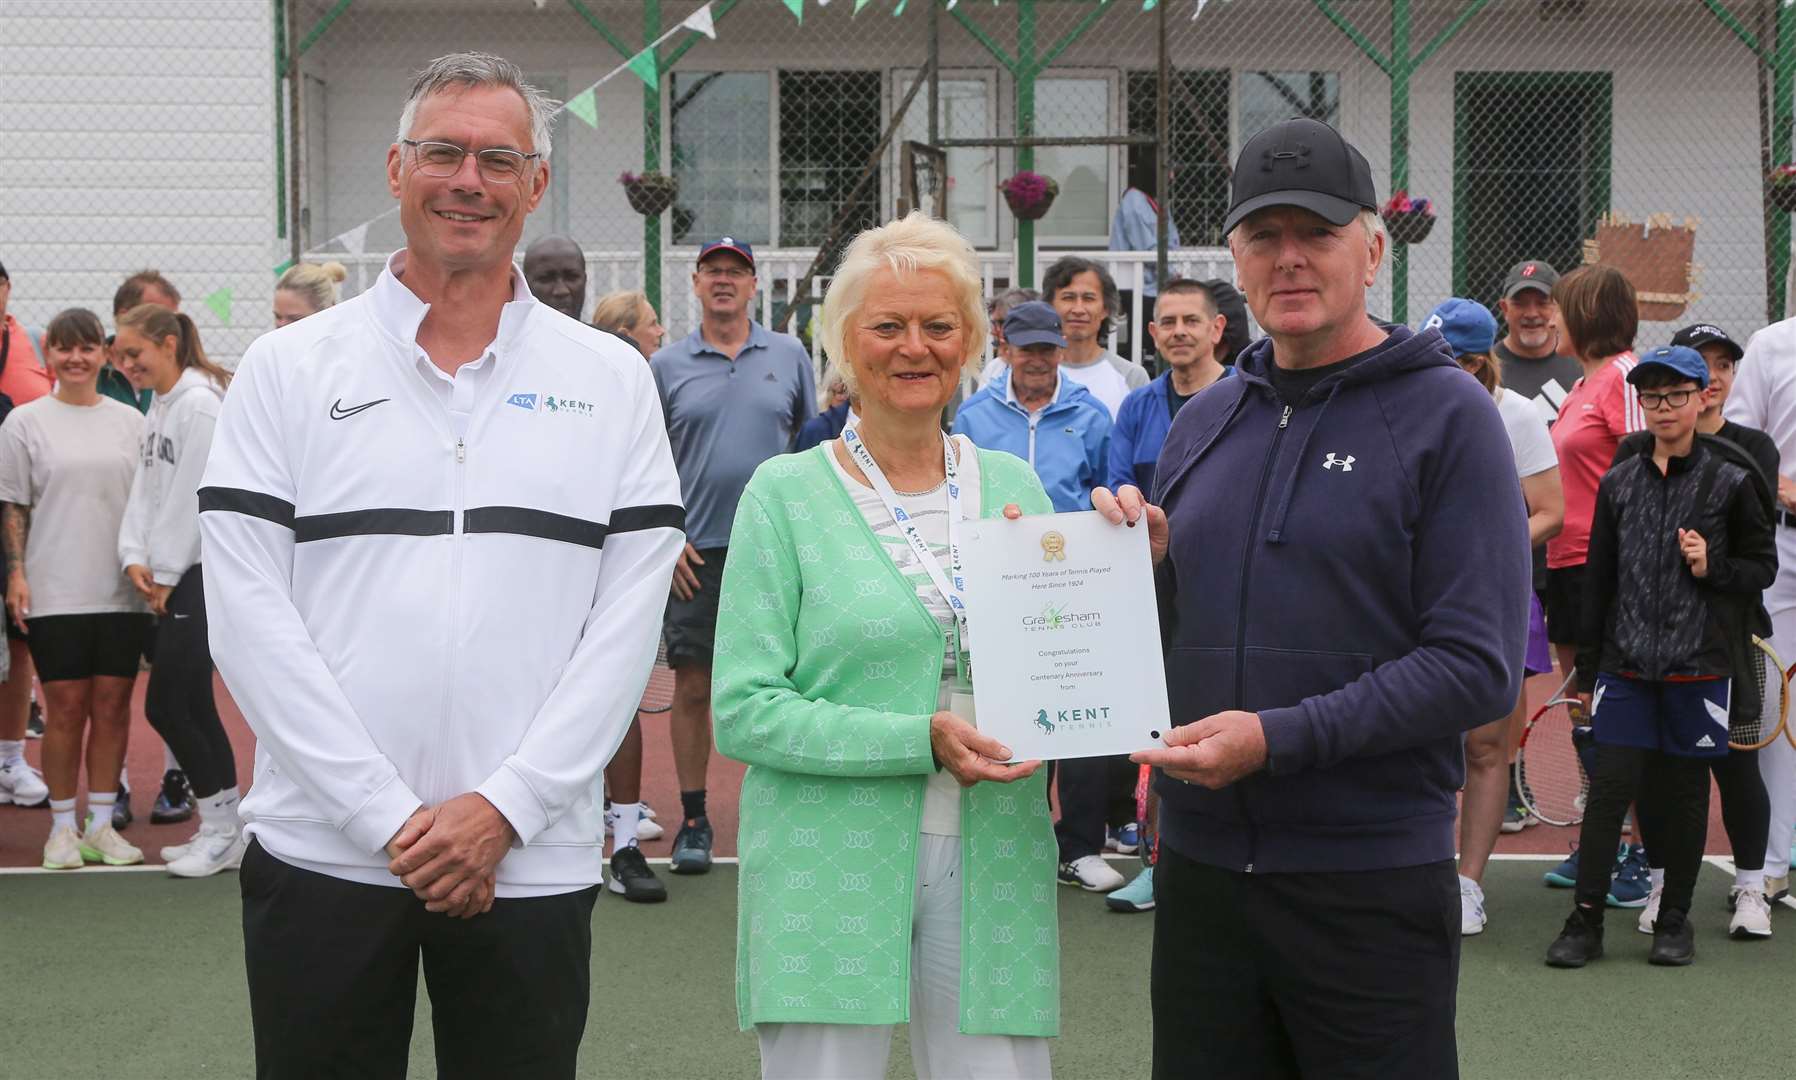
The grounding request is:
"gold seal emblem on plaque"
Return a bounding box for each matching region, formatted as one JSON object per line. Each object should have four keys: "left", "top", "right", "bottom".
{"left": 1040, "top": 531, "right": 1066, "bottom": 562}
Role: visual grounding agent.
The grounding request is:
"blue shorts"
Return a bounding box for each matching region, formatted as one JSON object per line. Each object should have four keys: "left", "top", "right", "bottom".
{"left": 1590, "top": 673, "right": 1730, "bottom": 759}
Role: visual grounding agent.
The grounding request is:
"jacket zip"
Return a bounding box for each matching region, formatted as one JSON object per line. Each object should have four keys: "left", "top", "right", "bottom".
{"left": 1230, "top": 402, "right": 1291, "bottom": 873}
{"left": 435, "top": 435, "right": 468, "bottom": 799}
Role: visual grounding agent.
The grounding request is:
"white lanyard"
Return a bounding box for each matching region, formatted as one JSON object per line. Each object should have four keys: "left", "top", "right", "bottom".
{"left": 840, "top": 425, "right": 970, "bottom": 679}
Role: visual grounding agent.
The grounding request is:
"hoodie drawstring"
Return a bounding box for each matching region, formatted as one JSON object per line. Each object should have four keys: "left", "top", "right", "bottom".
{"left": 1265, "top": 383, "right": 1344, "bottom": 545}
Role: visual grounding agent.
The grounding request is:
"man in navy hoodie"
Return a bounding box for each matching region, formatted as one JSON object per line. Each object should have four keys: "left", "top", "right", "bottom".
{"left": 1119, "top": 118, "right": 1530, "bottom": 1076}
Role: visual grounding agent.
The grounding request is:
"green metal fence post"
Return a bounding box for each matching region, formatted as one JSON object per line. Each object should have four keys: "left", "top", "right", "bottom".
{"left": 644, "top": 0, "right": 663, "bottom": 316}
{"left": 1389, "top": 0, "right": 1411, "bottom": 323}
{"left": 1015, "top": 0, "right": 1038, "bottom": 289}
{"left": 1773, "top": 0, "right": 1794, "bottom": 322}
{"left": 273, "top": 0, "right": 286, "bottom": 242}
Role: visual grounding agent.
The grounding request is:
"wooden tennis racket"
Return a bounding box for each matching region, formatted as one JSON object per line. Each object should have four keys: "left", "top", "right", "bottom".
{"left": 1515, "top": 673, "right": 1589, "bottom": 828}
{"left": 1730, "top": 635, "right": 1791, "bottom": 751}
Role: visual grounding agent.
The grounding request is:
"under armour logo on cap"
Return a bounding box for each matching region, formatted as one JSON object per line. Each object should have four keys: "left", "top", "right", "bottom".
{"left": 1262, "top": 143, "right": 1312, "bottom": 171}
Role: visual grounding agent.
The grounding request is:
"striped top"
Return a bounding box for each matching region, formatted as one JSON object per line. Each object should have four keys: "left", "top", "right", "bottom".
{"left": 826, "top": 434, "right": 982, "bottom": 836}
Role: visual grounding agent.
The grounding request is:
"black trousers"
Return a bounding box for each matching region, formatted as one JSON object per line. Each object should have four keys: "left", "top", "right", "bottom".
{"left": 1574, "top": 744, "right": 1711, "bottom": 916}
{"left": 1639, "top": 748, "right": 1767, "bottom": 874}
{"left": 242, "top": 841, "right": 599, "bottom": 1079}
{"left": 1151, "top": 846, "right": 1461, "bottom": 1079}
{"left": 145, "top": 567, "right": 236, "bottom": 797}
{"left": 1054, "top": 754, "right": 1138, "bottom": 861}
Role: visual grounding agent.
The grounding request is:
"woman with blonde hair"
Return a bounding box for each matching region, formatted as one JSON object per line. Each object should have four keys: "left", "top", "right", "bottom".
{"left": 273, "top": 261, "right": 347, "bottom": 327}
{"left": 114, "top": 304, "right": 241, "bottom": 876}
{"left": 715, "top": 212, "right": 1073, "bottom": 1078}
{"left": 592, "top": 288, "right": 666, "bottom": 358}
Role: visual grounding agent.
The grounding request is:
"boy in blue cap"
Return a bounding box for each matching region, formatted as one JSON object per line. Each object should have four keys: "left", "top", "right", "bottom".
{"left": 1547, "top": 345, "right": 1778, "bottom": 968}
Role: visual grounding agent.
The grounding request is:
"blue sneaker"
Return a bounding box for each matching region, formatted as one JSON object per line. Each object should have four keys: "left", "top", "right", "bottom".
{"left": 1105, "top": 866, "right": 1155, "bottom": 912}
{"left": 1607, "top": 843, "right": 1650, "bottom": 908}
{"left": 1106, "top": 823, "right": 1140, "bottom": 855}
{"left": 1544, "top": 845, "right": 1580, "bottom": 888}
{"left": 669, "top": 816, "right": 713, "bottom": 875}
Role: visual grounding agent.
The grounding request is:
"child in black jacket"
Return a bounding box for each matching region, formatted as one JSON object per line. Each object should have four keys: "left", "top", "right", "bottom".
{"left": 1548, "top": 346, "right": 1777, "bottom": 968}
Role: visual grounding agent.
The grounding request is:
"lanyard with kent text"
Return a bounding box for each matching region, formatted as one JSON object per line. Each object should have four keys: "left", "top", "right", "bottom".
{"left": 840, "top": 425, "right": 970, "bottom": 680}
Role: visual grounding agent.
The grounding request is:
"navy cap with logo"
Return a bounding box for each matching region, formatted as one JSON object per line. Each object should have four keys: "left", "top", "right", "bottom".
{"left": 1003, "top": 300, "right": 1068, "bottom": 349}
{"left": 697, "top": 236, "right": 755, "bottom": 270}
{"left": 1501, "top": 259, "right": 1559, "bottom": 299}
{"left": 1222, "top": 118, "right": 1379, "bottom": 236}
{"left": 1422, "top": 297, "right": 1498, "bottom": 359}
{"left": 1626, "top": 344, "right": 1710, "bottom": 390}
{"left": 1669, "top": 323, "right": 1743, "bottom": 364}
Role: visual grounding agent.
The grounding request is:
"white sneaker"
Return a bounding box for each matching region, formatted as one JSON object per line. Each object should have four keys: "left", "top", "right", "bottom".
{"left": 1638, "top": 881, "right": 1663, "bottom": 935}
{"left": 78, "top": 824, "right": 143, "bottom": 866}
{"left": 160, "top": 823, "right": 213, "bottom": 864}
{"left": 0, "top": 758, "right": 48, "bottom": 807}
{"left": 42, "top": 824, "right": 83, "bottom": 869}
{"left": 1058, "top": 855, "right": 1126, "bottom": 892}
{"left": 1459, "top": 875, "right": 1487, "bottom": 936}
{"left": 1730, "top": 889, "right": 1774, "bottom": 939}
{"left": 603, "top": 805, "right": 665, "bottom": 842}
{"left": 166, "top": 827, "right": 247, "bottom": 878}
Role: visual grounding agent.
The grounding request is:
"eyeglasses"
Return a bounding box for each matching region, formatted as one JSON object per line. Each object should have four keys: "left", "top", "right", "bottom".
{"left": 698, "top": 266, "right": 754, "bottom": 280}
{"left": 401, "top": 139, "right": 539, "bottom": 184}
{"left": 1638, "top": 389, "right": 1698, "bottom": 410}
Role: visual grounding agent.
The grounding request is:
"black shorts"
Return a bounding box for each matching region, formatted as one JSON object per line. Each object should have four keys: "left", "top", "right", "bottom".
{"left": 1543, "top": 565, "right": 1585, "bottom": 646}
{"left": 25, "top": 612, "right": 152, "bottom": 682}
{"left": 662, "top": 546, "right": 727, "bottom": 670}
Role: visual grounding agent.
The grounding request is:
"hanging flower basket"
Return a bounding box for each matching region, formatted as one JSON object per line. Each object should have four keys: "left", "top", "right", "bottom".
{"left": 620, "top": 171, "right": 679, "bottom": 217}
{"left": 1381, "top": 190, "right": 1436, "bottom": 245}
{"left": 1768, "top": 166, "right": 1796, "bottom": 213}
{"left": 1000, "top": 172, "right": 1059, "bottom": 220}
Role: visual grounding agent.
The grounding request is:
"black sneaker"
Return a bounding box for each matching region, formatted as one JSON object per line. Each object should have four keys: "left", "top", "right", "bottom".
{"left": 1649, "top": 907, "right": 1696, "bottom": 966}
{"left": 670, "top": 817, "right": 713, "bottom": 875}
{"left": 111, "top": 788, "right": 133, "bottom": 831}
{"left": 1546, "top": 907, "right": 1605, "bottom": 968}
{"left": 25, "top": 701, "right": 42, "bottom": 739}
{"left": 608, "top": 844, "right": 667, "bottom": 903}
{"left": 150, "top": 769, "right": 194, "bottom": 825}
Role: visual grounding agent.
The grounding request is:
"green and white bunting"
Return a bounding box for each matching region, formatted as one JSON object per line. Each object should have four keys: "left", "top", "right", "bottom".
{"left": 565, "top": 87, "right": 599, "bottom": 127}
{"left": 203, "top": 288, "right": 234, "bottom": 326}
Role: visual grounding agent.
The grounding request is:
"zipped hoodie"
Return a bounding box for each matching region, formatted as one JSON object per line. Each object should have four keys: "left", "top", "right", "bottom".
{"left": 119, "top": 366, "right": 222, "bottom": 585}
{"left": 952, "top": 369, "right": 1111, "bottom": 512}
{"left": 198, "top": 254, "right": 685, "bottom": 896}
{"left": 1152, "top": 325, "right": 1529, "bottom": 873}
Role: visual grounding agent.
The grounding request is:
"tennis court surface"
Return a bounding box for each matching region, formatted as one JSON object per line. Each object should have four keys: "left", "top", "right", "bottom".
{"left": 4, "top": 857, "right": 1791, "bottom": 1078}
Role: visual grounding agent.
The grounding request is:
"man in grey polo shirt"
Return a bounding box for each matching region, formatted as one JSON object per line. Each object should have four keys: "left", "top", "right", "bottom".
{"left": 650, "top": 237, "right": 814, "bottom": 875}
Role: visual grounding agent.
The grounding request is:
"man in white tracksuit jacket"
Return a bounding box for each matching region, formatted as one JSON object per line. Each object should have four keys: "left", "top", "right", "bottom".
{"left": 198, "top": 54, "right": 684, "bottom": 1078}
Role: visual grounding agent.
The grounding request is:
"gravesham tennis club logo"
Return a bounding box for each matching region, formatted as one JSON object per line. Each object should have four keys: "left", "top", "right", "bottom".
{"left": 506, "top": 392, "right": 596, "bottom": 417}
{"left": 1022, "top": 602, "right": 1102, "bottom": 633}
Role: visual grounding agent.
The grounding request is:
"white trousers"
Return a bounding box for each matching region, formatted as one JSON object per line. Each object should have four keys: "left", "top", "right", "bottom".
{"left": 1764, "top": 609, "right": 1796, "bottom": 879}
{"left": 755, "top": 834, "right": 1053, "bottom": 1080}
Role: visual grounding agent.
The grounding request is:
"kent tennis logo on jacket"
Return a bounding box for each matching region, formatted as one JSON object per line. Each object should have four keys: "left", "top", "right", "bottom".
{"left": 506, "top": 391, "right": 594, "bottom": 416}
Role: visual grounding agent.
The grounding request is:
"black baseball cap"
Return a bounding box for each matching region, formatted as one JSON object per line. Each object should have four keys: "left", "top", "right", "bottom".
{"left": 1501, "top": 259, "right": 1559, "bottom": 299}
{"left": 1222, "top": 118, "right": 1378, "bottom": 236}
{"left": 1670, "top": 323, "right": 1744, "bottom": 363}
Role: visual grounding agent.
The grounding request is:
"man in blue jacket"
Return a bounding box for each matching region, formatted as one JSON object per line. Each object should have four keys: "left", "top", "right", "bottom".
{"left": 953, "top": 301, "right": 1111, "bottom": 515}
{"left": 1107, "top": 278, "right": 1233, "bottom": 492}
{"left": 1126, "top": 118, "right": 1529, "bottom": 1076}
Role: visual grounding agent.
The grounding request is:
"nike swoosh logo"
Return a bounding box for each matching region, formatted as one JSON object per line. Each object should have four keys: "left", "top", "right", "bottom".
{"left": 330, "top": 398, "right": 390, "bottom": 420}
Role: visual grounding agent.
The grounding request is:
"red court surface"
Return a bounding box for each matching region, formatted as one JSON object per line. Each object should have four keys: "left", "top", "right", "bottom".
{"left": 0, "top": 669, "right": 1740, "bottom": 868}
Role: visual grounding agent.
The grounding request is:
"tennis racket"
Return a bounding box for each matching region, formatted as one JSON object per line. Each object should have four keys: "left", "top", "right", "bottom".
{"left": 1730, "top": 635, "right": 1791, "bottom": 751}
{"left": 637, "top": 640, "right": 675, "bottom": 714}
{"left": 1515, "top": 674, "right": 1589, "bottom": 828}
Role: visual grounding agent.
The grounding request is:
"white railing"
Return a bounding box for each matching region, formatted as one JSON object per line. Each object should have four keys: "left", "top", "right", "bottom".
{"left": 309, "top": 245, "right": 1242, "bottom": 372}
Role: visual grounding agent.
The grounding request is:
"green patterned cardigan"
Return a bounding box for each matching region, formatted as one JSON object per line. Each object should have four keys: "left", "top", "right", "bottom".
{"left": 713, "top": 443, "right": 1060, "bottom": 1036}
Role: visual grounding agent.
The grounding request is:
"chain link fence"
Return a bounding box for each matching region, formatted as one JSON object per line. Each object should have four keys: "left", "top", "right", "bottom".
{"left": 6, "top": 1, "right": 1794, "bottom": 366}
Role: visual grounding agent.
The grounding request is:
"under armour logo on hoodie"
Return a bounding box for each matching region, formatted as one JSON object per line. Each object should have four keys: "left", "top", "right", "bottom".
{"left": 1323, "top": 453, "right": 1355, "bottom": 472}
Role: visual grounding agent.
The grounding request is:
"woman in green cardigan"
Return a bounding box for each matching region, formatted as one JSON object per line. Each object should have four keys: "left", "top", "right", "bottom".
{"left": 714, "top": 213, "right": 1062, "bottom": 1079}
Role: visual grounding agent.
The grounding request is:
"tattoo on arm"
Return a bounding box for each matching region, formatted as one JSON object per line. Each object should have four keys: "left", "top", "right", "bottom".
{"left": 3, "top": 503, "right": 29, "bottom": 573}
